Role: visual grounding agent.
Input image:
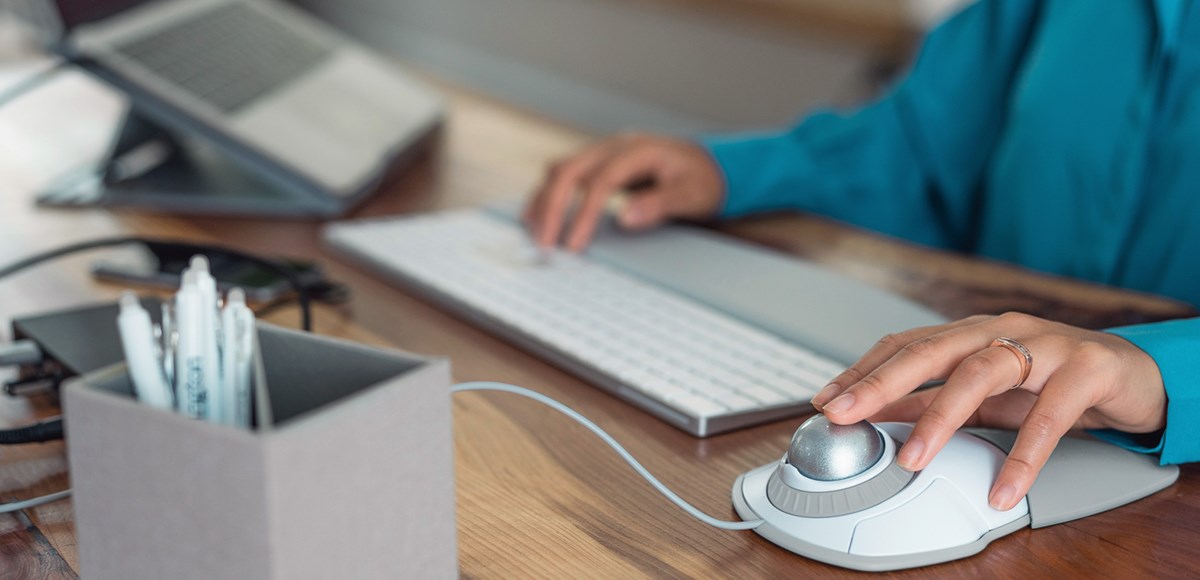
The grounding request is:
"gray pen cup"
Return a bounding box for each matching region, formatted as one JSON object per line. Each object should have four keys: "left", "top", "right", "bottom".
{"left": 63, "top": 323, "right": 457, "bottom": 580}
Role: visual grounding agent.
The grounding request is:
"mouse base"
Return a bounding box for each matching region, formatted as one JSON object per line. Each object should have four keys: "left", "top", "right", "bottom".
{"left": 733, "top": 423, "right": 1032, "bottom": 571}
{"left": 733, "top": 466, "right": 1031, "bottom": 572}
{"left": 735, "top": 424, "right": 1181, "bottom": 571}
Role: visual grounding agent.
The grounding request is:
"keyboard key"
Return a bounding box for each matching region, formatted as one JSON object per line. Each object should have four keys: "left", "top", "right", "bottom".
{"left": 742, "top": 386, "right": 789, "bottom": 406}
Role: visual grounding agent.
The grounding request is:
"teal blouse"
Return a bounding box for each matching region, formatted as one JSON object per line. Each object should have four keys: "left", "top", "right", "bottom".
{"left": 702, "top": 0, "right": 1200, "bottom": 464}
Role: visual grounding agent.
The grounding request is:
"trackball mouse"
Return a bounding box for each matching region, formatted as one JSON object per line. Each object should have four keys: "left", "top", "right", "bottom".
{"left": 732, "top": 414, "right": 1178, "bottom": 571}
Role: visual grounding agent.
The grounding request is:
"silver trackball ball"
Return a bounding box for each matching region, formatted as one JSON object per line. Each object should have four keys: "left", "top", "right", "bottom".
{"left": 786, "top": 414, "right": 884, "bottom": 481}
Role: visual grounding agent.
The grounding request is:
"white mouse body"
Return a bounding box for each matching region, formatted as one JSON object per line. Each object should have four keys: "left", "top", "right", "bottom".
{"left": 734, "top": 422, "right": 1030, "bottom": 571}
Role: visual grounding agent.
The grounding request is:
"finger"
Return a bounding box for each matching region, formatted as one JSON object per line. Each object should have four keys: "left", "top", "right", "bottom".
{"left": 524, "top": 168, "right": 555, "bottom": 234}
{"left": 521, "top": 183, "right": 546, "bottom": 227}
{"left": 988, "top": 357, "right": 1105, "bottom": 510}
{"left": 870, "top": 388, "right": 1041, "bottom": 432}
{"left": 820, "top": 320, "right": 1007, "bottom": 423}
{"left": 867, "top": 388, "right": 942, "bottom": 423}
{"left": 897, "top": 336, "right": 1064, "bottom": 471}
{"left": 619, "top": 188, "right": 675, "bottom": 230}
{"left": 566, "top": 145, "right": 661, "bottom": 251}
{"left": 812, "top": 315, "right": 991, "bottom": 410}
{"left": 529, "top": 145, "right": 614, "bottom": 248}
{"left": 530, "top": 151, "right": 603, "bottom": 247}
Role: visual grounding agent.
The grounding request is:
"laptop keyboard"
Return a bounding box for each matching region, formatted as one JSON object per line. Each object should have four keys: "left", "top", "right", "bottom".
{"left": 114, "top": 2, "right": 334, "bottom": 113}
{"left": 324, "top": 209, "right": 846, "bottom": 436}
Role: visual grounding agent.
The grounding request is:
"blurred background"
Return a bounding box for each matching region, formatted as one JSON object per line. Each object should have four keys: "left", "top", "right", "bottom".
{"left": 1, "top": 0, "right": 967, "bottom": 136}
{"left": 293, "top": 0, "right": 966, "bottom": 133}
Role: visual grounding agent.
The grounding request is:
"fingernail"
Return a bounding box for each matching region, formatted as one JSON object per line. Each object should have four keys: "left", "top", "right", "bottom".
{"left": 989, "top": 484, "right": 1017, "bottom": 511}
{"left": 812, "top": 383, "right": 840, "bottom": 406}
{"left": 898, "top": 436, "right": 924, "bottom": 470}
{"left": 822, "top": 392, "right": 855, "bottom": 415}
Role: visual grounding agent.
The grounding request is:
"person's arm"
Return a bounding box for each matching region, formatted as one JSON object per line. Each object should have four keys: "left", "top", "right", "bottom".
{"left": 1096, "top": 317, "right": 1200, "bottom": 464}
{"left": 703, "top": 0, "right": 1041, "bottom": 250}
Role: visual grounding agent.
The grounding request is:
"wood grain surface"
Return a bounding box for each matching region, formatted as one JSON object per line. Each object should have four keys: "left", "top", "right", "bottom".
{"left": 0, "top": 63, "right": 1196, "bottom": 579}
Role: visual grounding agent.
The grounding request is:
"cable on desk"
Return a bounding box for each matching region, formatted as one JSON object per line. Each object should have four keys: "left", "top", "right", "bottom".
{"left": 451, "top": 382, "right": 765, "bottom": 532}
{"left": 0, "top": 489, "right": 71, "bottom": 514}
{"left": 0, "top": 417, "right": 64, "bottom": 445}
{"left": 0, "top": 384, "right": 766, "bottom": 524}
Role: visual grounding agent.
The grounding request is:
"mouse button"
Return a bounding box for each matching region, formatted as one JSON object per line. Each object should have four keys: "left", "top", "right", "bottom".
{"left": 1025, "top": 434, "right": 1180, "bottom": 528}
{"left": 848, "top": 479, "right": 992, "bottom": 558}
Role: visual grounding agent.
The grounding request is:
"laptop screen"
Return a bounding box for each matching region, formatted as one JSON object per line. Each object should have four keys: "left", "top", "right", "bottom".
{"left": 53, "top": 0, "right": 153, "bottom": 29}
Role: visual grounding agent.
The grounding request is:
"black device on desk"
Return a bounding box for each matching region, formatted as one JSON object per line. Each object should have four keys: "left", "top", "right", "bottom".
{"left": 90, "top": 243, "right": 329, "bottom": 303}
{"left": 10, "top": 0, "right": 444, "bottom": 217}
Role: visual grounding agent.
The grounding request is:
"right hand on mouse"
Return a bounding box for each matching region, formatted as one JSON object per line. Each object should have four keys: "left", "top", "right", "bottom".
{"left": 810, "top": 313, "right": 1167, "bottom": 511}
{"left": 523, "top": 133, "right": 725, "bottom": 251}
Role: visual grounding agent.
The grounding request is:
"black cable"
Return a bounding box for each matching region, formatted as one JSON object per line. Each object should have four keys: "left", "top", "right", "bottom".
{"left": 0, "top": 61, "right": 69, "bottom": 109}
{"left": 0, "top": 236, "right": 313, "bottom": 331}
{"left": 0, "top": 417, "right": 63, "bottom": 445}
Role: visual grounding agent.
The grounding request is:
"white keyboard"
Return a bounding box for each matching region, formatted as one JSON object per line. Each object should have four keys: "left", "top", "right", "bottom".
{"left": 325, "top": 209, "right": 845, "bottom": 436}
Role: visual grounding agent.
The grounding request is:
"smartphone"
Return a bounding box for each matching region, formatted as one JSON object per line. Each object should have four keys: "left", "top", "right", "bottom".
{"left": 91, "top": 245, "right": 322, "bottom": 303}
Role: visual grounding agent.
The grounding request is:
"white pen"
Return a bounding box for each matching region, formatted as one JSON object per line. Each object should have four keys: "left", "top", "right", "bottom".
{"left": 116, "top": 292, "right": 174, "bottom": 410}
{"left": 159, "top": 302, "right": 175, "bottom": 387}
{"left": 189, "top": 256, "right": 222, "bottom": 423}
{"left": 221, "top": 288, "right": 255, "bottom": 428}
{"left": 174, "top": 270, "right": 208, "bottom": 419}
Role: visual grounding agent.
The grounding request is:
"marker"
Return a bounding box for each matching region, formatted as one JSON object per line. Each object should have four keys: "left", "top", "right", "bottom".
{"left": 116, "top": 292, "right": 174, "bottom": 410}
{"left": 174, "top": 270, "right": 208, "bottom": 419}
{"left": 189, "top": 256, "right": 222, "bottom": 423}
{"left": 221, "top": 288, "right": 255, "bottom": 428}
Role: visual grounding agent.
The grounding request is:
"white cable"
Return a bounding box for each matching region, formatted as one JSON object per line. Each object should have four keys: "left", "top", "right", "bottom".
{"left": 451, "top": 381, "right": 764, "bottom": 531}
{"left": 0, "top": 384, "right": 765, "bottom": 527}
{"left": 0, "top": 489, "right": 70, "bottom": 514}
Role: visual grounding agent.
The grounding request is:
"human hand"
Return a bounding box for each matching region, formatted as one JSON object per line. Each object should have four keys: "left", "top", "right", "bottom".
{"left": 809, "top": 312, "right": 1166, "bottom": 511}
{"left": 523, "top": 133, "right": 724, "bottom": 251}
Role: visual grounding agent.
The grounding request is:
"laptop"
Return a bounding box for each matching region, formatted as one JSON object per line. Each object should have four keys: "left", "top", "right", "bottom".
{"left": 14, "top": 0, "right": 444, "bottom": 216}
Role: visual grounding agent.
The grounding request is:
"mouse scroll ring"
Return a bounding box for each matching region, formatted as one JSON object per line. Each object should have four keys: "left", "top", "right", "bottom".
{"left": 990, "top": 337, "right": 1033, "bottom": 390}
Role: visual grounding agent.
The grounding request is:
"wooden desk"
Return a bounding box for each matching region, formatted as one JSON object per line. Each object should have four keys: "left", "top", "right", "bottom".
{"left": 1, "top": 65, "right": 1197, "bottom": 579}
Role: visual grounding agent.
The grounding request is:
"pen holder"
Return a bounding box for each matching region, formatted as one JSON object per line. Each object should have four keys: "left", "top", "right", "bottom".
{"left": 63, "top": 323, "right": 457, "bottom": 580}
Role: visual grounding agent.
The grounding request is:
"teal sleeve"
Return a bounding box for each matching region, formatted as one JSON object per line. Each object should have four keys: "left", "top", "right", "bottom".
{"left": 1097, "top": 317, "right": 1200, "bottom": 464}
{"left": 700, "top": 0, "right": 1040, "bottom": 251}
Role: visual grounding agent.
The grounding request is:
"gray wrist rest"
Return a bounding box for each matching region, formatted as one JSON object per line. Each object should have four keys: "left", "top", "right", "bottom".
{"left": 967, "top": 429, "right": 1179, "bottom": 527}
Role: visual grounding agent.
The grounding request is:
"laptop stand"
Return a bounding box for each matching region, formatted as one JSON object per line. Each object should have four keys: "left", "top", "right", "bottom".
{"left": 37, "top": 105, "right": 337, "bottom": 218}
